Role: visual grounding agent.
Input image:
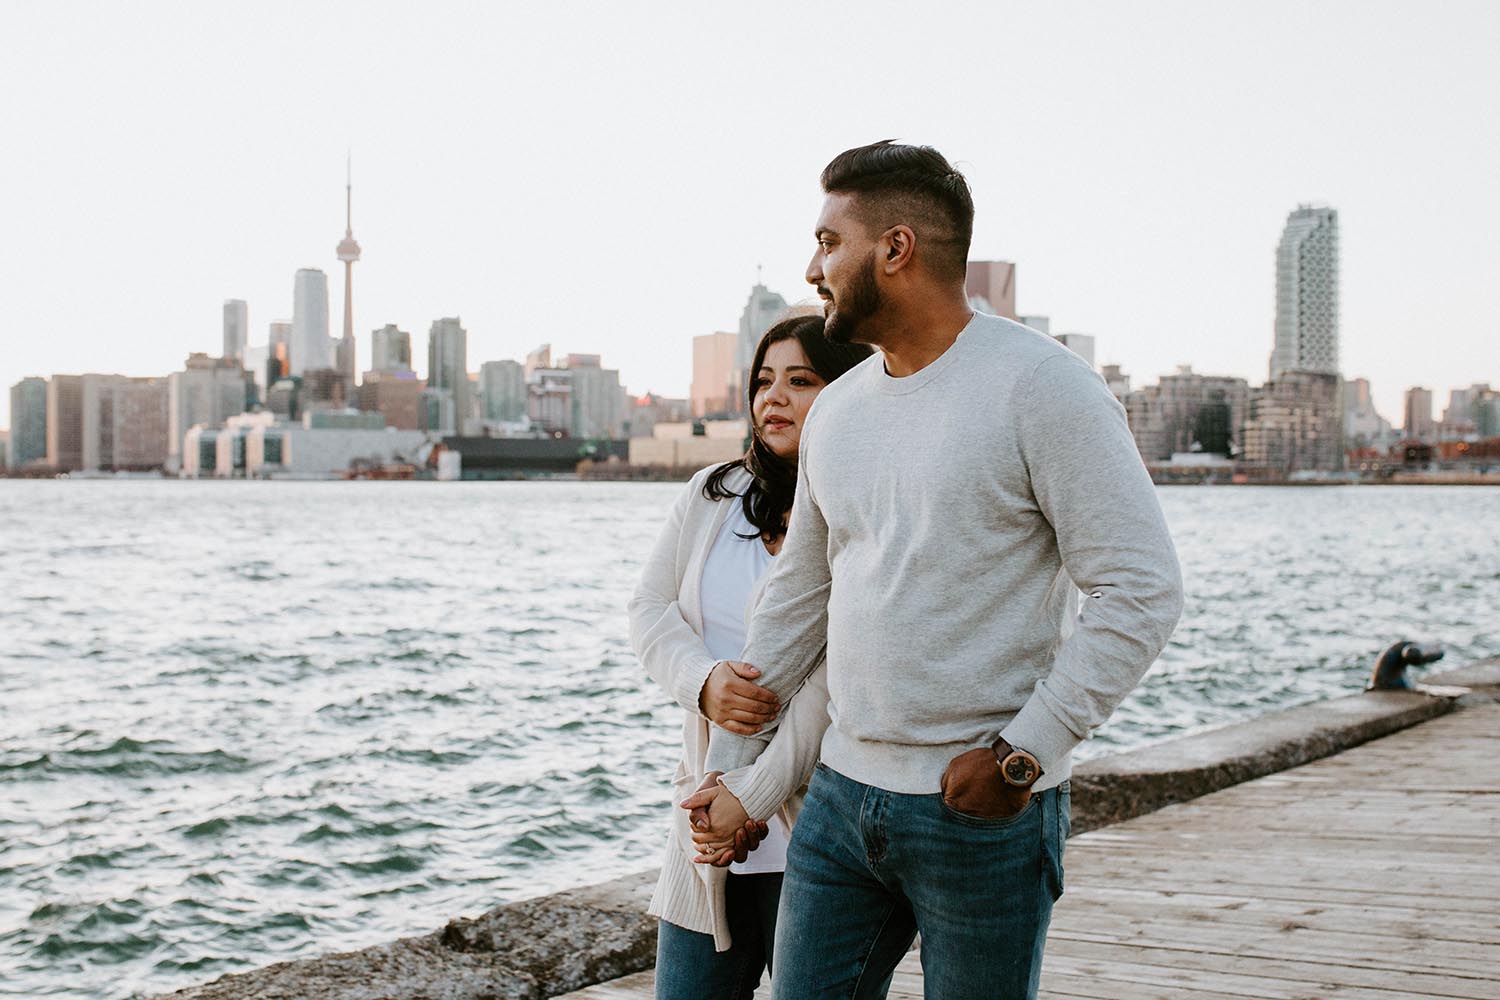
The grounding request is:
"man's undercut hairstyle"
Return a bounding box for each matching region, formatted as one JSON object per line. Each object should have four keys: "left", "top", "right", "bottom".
{"left": 821, "top": 140, "right": 975, "bottom": 282}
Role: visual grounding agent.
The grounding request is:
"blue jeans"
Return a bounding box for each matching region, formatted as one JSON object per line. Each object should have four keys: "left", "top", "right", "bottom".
{"left": 772, "top": 763, "right": 1068, "bottom": 1000}
{"left": 655, "top": 872, "right": 784, "bottom": 1000}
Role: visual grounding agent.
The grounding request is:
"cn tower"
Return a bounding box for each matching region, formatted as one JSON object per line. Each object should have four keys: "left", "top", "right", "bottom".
{"left": 335, "top": 156, "right": 361, "bottom": 387}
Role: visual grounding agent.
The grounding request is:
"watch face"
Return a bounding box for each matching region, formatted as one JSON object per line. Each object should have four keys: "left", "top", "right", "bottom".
{"left": 1004, "top": 753, "right": 1038, "bottom": 786}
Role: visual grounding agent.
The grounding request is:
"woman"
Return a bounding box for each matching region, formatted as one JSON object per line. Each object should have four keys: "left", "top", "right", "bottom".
{"left": 629, "top": 314, "right": 871, "bottom": 998}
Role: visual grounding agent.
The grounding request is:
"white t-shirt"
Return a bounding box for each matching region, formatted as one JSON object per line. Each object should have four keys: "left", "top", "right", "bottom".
{"left": 698, "top": 498, "right": 791, "bottom": 875}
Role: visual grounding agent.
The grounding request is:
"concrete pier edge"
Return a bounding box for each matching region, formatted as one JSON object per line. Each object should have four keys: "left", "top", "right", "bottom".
{"left": 155, "top": 659, "right": 1500, "bottom": 1000}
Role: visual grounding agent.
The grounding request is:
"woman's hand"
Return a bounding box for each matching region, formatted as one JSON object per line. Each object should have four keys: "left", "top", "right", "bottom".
{"left": 699, "top": 661, "right": 779, "bottom": 734}
{"left": 681, "top": 778, "right": 768, "bottom": 866}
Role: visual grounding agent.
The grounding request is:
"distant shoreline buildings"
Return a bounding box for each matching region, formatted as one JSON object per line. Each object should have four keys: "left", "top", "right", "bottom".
{"left": 3, "top": 194, "right": 1495, "bottom": 480}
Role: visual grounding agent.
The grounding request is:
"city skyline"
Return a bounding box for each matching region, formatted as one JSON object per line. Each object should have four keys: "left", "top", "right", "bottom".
{"left": 1, "top": 3, "right": 1497, "bottom": 430}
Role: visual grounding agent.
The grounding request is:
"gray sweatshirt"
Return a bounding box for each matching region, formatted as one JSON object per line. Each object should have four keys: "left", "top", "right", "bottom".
{"left": 704, "top": 312, "right": 1183, "bottom": 803}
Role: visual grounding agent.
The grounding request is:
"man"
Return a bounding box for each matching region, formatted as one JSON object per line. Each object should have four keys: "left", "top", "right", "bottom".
{"left": 697, "top": 140, "right": 1184, "bottom": 998}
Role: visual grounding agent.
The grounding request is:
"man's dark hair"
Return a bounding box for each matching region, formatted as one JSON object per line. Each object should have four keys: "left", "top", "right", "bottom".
{"left": 820, "top": 140, "right": 974, "bottom": 282}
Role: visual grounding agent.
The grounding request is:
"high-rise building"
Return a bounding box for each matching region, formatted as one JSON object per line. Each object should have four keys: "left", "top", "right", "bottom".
{"left": 479, "top": 360, "right": 526, "bottom": 423}
{"left": 525, "top": 344, "right": 552, "bottom": 379}
{"left": 1241, "top": 372, "right": 1344, "bottom": 472}
{"left": 8, "top": 377, "right": 47, "bottom": 469}
{"left": 223, "top": 299, "right": 248, "bottom": 362}
{"left": 1439, "top": 383, "right": 1492, "bottom": 437}
{"left": 426, "top": 317, "right": 470, "bottom": 435}
{"left": 80, "top": 375, "right": 169, "bottom": 471}
{"left": 1269, "top": 205, "right": 1339, "bottom": 380}
{"left": 45, "top": 375, "right": 85, "bottom": 472}
{"left": 358, "top": 371, "right": 425, "bottom": 430}
{"left": 737, "top": 281, "right": 789, "bottom": 405}
{"left": 291, "top": 268, "right": 331, "bottom": 376}
{"left": 564, "top": 355, "right": 625, "bottom": 439}
{"left": 692, "top": 331, "right": 739, "bottom": 417}
{"left": 1403, "top": 387, "right": 1435, "bottom": 442}
{"left": 335, "top": 159, "right": 361, "bottom": 389}
{"left": 526, "top": 367, "right": 572, "bottom": 435}
{"left": 1343, "top": 377, "right": 1394, "bottom": 448}
{"left": 168, "top": 353, "right": 251, "bottom": 472}
{"left": 371, "top": 324, "right": 413, "bottom": 373}
{"left": 965, "top": 261, "right": 1018, "bottom": 321}
{"left": 1124, "top": 367, "right": 1250, "bottom": 462}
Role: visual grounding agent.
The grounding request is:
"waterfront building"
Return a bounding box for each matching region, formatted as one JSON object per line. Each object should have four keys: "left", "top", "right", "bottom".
{"left": 265, "top": 377, "right": 301, "bottom": 422}
{"left": 291, "top": 268, "right": 331, "bottom": 376}
{"left": 1241, "top": 371, "right": 1344, "bottom": 472}
{"left": 167, "top": 353, "right": 251, "bottom": 472}
{"left": 242, "top": 413, "right": 426, "bottom": 479}
{"left": 628, "top": 393, "right": 692, "bottom": 438}
{"left": 1343, "top": 378, "right": 1395, "bottom": 449}
{"left": 965, "top": 260, "right": 1018, "bottom": 321}
{"left": 630, "top": 418, "right": 748, "bottom": 468}
{"left": 565, "top": 356, "right": 626, "bottom": 439}
{"left": 737, "top": 281, "right": 789, "bottom": 399}
{"left": 1018, "top": 315, "right": 1050, "bottom": 335}
{"left": 526, "top": 367, "right": 572, "bottom": 435}
{"left": 1269, "top": 205, "right": 1339, "bottom": 380}
{"left": 1403, "top": 387, "right": 1436, "bottom": 442}
{"left": 80, "top": 374, "right": 169, "bottom": 471}
{"left": 1125, "top": 366, "right": 1250, "bottom": 462}
{"left": 179, "top": 426, "right": 221, "bottom": 478}
{"left": 358, "top": 370, "right": 424, "bottom": 431}
{"left": 223, "top": 299, "right": 248, "bottom": 363}
{"left": 427, "top": 317, "right": 470, "bottom": 434}
{"left": 45, "top": 375, "right": 85, "bottom": 472}
{"left": 525, "top": 344, "right": 552, "bottom": 378}
{"left": 1439, "top": 383, "right": 1492, "bottom": 439}
{"left": 9, "top": 377, "right": 47, "bottom": 469}
{"left": 1476, "top": 391, "right": 1500, "bottom": 438}
{"left": 419, "top": 387, "right": 455, "bottom": 435}
{"left": 692, "top": 331, "right": 739, "bottom": 418}
{"left": 479, "top": 360, "right": 526, "bottom": 423}
{"left": 371, "top": 324, "right": 413, "bottom": 373}
{"left": 1054, "top": 333, "right": 1096, "bottom": 369}
{"left": 335, "top": 160, "right": 362, "bottom": 390}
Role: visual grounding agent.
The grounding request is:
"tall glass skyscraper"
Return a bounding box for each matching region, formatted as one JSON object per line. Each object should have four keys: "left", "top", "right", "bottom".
{"left": 222, "top": 299, "right": 248, "bottom": 362}
{"left": 427, "top": 317, "right": 470, "bottom": 434}
{"left": 291, "top": 268, "right": 331, "bottom": 376}
{"left": 1269, "top": 205, "right": 1339, "bottom": 380}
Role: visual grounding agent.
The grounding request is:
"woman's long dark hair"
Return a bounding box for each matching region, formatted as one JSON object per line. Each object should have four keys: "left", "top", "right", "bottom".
{"left": 702, "top": 313, "right": 872, "bottom": 542}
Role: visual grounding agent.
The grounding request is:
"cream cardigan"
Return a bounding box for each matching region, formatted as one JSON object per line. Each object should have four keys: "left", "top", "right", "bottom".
{"left": 628, "top": 464, "right": 829, "bottom": 952}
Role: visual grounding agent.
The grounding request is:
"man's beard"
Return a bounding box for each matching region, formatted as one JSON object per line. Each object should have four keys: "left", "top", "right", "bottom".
{"left": 824, "top": 249, "right": 881, "bottom": 345}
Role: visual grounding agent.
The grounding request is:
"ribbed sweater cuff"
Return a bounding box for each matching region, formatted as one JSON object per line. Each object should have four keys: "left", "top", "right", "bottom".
{"left": 1000, "top": 695, "right": 1081, "bottom": 777}
{"left": 718, "top": 765, "right": 781, "bottom": 823}
{"left": 672, "top": 655, "right": 719, "bottom": 717}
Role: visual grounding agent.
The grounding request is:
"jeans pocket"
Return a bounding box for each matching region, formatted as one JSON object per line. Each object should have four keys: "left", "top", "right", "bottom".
{"left": 940, "top": 792, "right": 1041, "bottom": 830}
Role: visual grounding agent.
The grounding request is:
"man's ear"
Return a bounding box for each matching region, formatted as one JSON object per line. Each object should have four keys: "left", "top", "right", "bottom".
{"left": 881, "top": 225, "right": 916, "bottom": 273}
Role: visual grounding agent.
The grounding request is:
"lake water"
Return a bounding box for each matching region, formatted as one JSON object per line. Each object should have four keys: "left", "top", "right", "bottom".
{"left": 1, "top": 481, "right": 1496, "bottom": 998}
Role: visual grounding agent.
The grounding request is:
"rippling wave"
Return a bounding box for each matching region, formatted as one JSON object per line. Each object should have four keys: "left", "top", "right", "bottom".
{"left": 1, "top": 481, "right": 1496, "bottom": 999}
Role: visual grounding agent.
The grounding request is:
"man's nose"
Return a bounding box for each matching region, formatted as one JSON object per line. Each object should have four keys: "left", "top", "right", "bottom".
{"left": 805, "top": 251, "right": 822, "bottom": 286}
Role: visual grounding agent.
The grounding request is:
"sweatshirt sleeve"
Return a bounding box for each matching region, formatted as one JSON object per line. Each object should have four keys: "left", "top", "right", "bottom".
{"left": 702, "top": 445, "right": 832, "bottom": 773}
{"left": 1000, "top": 354, "right": 1185, "bottom": 773}
{"left": 627, "top": 473, "right": 720, "bottom": 715}
{"left": 718, "top": 659, "right": 831, "bottom": 822}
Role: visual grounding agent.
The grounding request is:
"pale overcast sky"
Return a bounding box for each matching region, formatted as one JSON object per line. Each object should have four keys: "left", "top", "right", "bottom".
{"left": 2, "top": 1, "right": 1496, "bottom": 429}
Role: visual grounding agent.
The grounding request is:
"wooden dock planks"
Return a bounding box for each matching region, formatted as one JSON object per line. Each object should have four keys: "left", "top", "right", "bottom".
{"left": 560, "top": 703, "right": 1500, "bottom": 998}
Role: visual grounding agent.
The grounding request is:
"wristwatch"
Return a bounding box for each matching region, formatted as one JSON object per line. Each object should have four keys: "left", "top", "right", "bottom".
{"left": 991, "top": 739, "right": 1042, "bottom": 788}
